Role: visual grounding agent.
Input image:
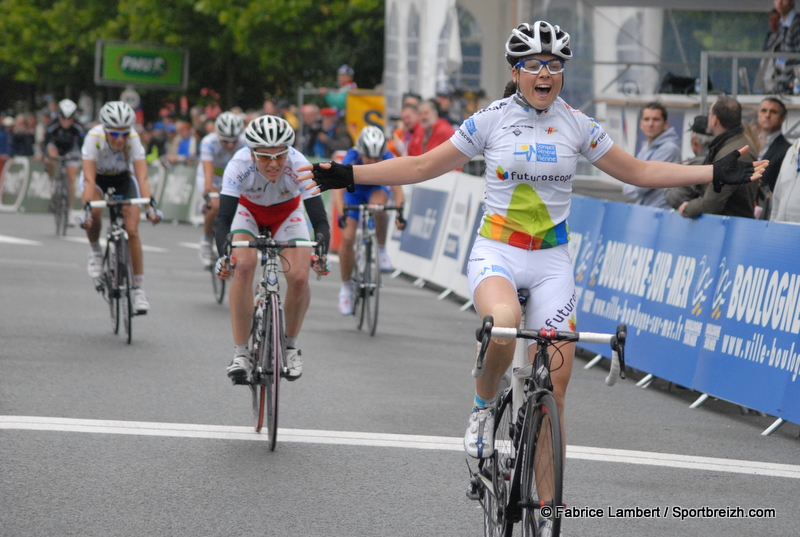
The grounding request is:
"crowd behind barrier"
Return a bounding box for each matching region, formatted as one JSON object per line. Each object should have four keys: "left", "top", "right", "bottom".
{"left": 4, "top": 157, "right": 800, "bottom": 433}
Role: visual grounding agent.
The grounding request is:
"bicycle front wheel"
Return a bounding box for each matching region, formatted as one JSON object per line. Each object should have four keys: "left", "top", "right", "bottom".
{"left": 482, "top": 388, "right": 515, "bottom": 537}
{"left": 519, "top": 392, "right": 563, "bottom": 537}
{"left": 265, "top": 293, "right": 283, "bottom": 450}
{"left": 211, "top": 243, "right": 226, "bottom": 303}
{"left": 53, "top": 176, "right": 69, "bottom": 236}
{"left": 119, "top": 236, "right": 133, "bottom": 344}
{"left": 364, "top": 234, "right": 380, "bottom": 336}
{"left": 106, "top": 242, "right": 120, "bottom": 334}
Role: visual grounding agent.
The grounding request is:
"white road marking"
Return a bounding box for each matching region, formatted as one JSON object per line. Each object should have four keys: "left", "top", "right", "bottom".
{"left": 0, "top": 235, "right": 43, "bottom": 246}
{"left": 61, "top": 236, "right": 168, "bottom": 253}
{"left": 178, "top": 242, "right": 200, "bottom": 249}
{"left": 2, "top": 415, "right": 799, "bottom": 479}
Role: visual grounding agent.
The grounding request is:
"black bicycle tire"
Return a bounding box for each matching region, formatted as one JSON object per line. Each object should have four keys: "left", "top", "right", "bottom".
{"left": 266, "top": 293, "right": 282, "bottom": 450}
{"left": 120, "top": 237, "right": 133, "bottom": 344}
{"left": 108, "top": 241, "right": 120, "bottom": 334}
{"left": 211, "top": 268, "right": 226, "bottom": 303}
{"left": 251, "top": 302, "right": 266, "bottom": 433}
{"left": 519, "top": 392, "right": 563, "bottom": 537}
{"left": 53, "top": 173, "right": 69, "bottom": 236}
{"left": 480, "top": 387, "right": 515, "bottom": 537}
{"left": 366, "top": 234, "right": 380, "bottom": 336}
{"left": 355, "top": 229, "right": 367, "bottom": 330}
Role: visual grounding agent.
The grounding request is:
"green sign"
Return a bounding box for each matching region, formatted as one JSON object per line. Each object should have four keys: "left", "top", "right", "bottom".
{"left": 95, "top": 40, "right": 188, "bottom": 89}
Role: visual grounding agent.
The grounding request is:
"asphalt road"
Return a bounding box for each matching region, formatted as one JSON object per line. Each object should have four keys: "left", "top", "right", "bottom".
{"left": 2, "top": 212, "right": 799, "bottom": 537}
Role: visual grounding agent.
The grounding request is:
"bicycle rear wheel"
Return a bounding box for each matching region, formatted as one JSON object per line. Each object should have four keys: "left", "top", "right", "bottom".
{"left": 481, "top": 388, "right": 515, "bottom": 537}
{"left": 364, "top": 234, "right": 380, "bottom": 336}
{"left": 519, "top": 392, "right": 563, "bottom": 537}
{"left": 118, "top": 236, "right": 133, "bottom": 344}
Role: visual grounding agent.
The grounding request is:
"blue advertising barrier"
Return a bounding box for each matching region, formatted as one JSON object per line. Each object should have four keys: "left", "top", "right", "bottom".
{"left": 569, "top": 195, "right": 800, "bottom": 429}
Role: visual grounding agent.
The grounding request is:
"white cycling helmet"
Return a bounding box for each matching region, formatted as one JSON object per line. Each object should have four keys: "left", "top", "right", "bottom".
{"left": 505, "top": 21, "right": 572, "bottom": 66}
{"left": 356, "top": 126, "right": 386, "bottom": 159}
{"left": 99, "top": 101, "right": 135, "bottom": 129}
{"left": 244, "top": 115, "right": 295, "bottom": 149}
{"left": 215, "top": 111, "right": 244, "bottom": 140}
{"left": 58, "top": 99, "right": 78, "bottom": 120}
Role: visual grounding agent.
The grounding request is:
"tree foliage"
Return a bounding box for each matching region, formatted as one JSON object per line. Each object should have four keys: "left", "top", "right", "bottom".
{"left": 0, "top": 0, "right": 384, "bottom": 117}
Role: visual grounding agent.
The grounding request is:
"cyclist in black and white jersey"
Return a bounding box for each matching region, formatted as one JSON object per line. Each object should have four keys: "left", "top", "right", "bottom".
{"left": 301, "top": 22, "right": 766, "bottom": 533}
{"left": 196, "top": 111, "right": 246, "bottom": 266}
{"left": 80, "top": 101, "right": 162, "bottom": 314}
{"left": 44, "top": 99, "right": 85, "bottom": 224}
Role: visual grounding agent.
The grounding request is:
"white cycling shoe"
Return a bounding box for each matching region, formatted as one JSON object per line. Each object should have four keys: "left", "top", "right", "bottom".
{"left": 338, "top": 285, "right": 354, "bottom": 315}
{"left": 87, "top": 253, "right": 103, "bottom": 278}
{"left": 132, "top": 288, "right": 150, "bottom": 314}
{"left": 464, "top": 406, "right": 495, "bottom": 458}
{"left": 226, "top": 355, "right": 252, "bottom": 384}
{"left": 285, "top": 348, "right": 302, "bottom": 381}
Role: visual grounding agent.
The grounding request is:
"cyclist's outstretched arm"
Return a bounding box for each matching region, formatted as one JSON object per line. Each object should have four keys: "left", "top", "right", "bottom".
{"left": 300, "top": 141, "right": 471, "bottom": 191}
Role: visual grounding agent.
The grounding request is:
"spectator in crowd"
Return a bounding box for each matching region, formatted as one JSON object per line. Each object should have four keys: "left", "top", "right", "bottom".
{"left": 147, "top": 122, "right": 168, "bottom": 162}
{"left": 300, "top": 104, "right": 322, "bottom": 156}
{"left": 309, "top": 107, "right": 352, "bottom": 158}
{"left": 766, "top": 8, "right": 783, "bottom": 51}
{"left": 757, "top": 9, "right": 785, "bottom": 93}
{"left": 389, "top": 103, "right": 421, "bottom": 157}
{"left": 622, "top": 102, "right": 682, "bottom": 209}
{"left": 0, "top": 116, "right": 14, "bottom": 160}
{"left": 770, "top": 137, "right": 800, "bottom": 222}
{"left": 407, "top": 99, "right": 455, "bottom": 156}
{"left": 773, "top": 0, "right": 800, "bottom": 93}
{"left": 321, "top": 64, "right": 358, "bottom": 111}
{"left": 677, "top": 96, "right": 759, "bottom": 219}
{"left": 276, "top": 99, "right": 300, "bottom": 131}
{"left": 435, "top": 89, "right": 461, "bottom": 127}
{"left": 165, "top": 117, "right": 197, "bottom": 164}
{"left": 11, "top": 114, "right": 35, "bottom": 157}
{"left": 756, "top": 97, "right": 791, "bottom": 192}
{"left": 666, "top": 116, "right": 712, "bottom": 209}
{"left": 401, "top": 92, "right": 422, "bottom": 108}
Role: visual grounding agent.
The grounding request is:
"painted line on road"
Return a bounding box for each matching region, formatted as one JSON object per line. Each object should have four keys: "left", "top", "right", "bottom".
{"left": 2, "top": 415, "right": 799, "bottom": 479}
{"left": 0, "top": 235, "right": 43, "bottom": 246}
{"left": 61, "top": 236, "right": 168, "bottom": 253}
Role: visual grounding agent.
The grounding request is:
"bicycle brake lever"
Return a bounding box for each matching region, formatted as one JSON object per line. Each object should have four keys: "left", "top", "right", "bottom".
{"left": 472, "top": 315, "right": 494, "bottom": 378}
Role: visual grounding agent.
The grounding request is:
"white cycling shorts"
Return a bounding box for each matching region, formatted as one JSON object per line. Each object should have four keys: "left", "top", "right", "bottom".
{"left": 466, "top": 236, "right": 577, "bottom": 332}
{"left": 230, "top": 204, "right": 311, "bottom": 242}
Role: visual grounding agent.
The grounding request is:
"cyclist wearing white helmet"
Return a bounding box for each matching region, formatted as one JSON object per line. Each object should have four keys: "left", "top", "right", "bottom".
{"left": 333, "top": 125, "right": 406, "bottom": 315}
{"left": 300, "top": 20, "right": 766, "bottom": 527}
{"left": 80, "top": 100, "right": 162, "bottom": 314}
{"left": 196, "top": 111, "right": 246, "bottom": 266}
{"left": 214, "top": 115, "right": 330, "bottom": 383}
{"left": 44, "top": 99, "right": 85, "bottom": 224}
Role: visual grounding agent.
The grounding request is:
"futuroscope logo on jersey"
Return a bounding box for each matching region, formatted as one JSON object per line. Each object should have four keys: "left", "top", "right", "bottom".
{"left": 118, "top": 53, "right": 169, "bottom": 78}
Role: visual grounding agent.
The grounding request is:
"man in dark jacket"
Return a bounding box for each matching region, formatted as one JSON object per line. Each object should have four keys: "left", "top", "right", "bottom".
{"left": 677, "top": 96, "right": 759, "bottom": 219}
{"left": 757, "top": 97, "right": 791, "bottom": 192}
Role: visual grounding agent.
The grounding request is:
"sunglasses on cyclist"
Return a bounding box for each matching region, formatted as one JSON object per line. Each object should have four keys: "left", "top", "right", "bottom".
{"left": 220, "top": 137, "right": 239, "bottom": 145}
{"left": 106, "top": 130, "right": 131, "bottom": 139}
{"left": 252, "top": 148, "right": 290, "bottom": 162}
{"left": 514, "top": 58, "right": 565, "bottom": 75}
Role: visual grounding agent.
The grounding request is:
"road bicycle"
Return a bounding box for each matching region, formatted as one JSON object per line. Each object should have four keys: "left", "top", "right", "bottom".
{"left": 225, "top": 232, "right": 323, "bottom": 451}
{"left": 342, "top": 203, "right": 402, "bottom": 336}
{"left": 204, "top": 192, "right": 225, "bottom": 304}
{"left": 467, "top": 290, "right": 627, "bottom": 536}
{"left": 85, "top": 192, "right": 150, "bottom": 344}
{"left": 49, "top": 156, "right": 70, "bottom": 236}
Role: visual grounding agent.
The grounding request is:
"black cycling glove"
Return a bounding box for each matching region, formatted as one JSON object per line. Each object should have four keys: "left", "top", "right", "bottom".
{"left": 712, "top": 149, "right": 755, "bottom": 193}
{"left": 311, "top": 162, "right": 355, "bottom": 193}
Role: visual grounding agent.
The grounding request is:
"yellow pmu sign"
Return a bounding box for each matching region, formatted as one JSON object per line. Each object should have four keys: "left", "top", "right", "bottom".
{"left": 345, "top": 92, "right": 386, "bottom": 141}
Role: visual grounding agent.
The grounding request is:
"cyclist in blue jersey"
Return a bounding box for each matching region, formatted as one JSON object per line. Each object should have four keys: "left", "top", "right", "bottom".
{"left": 300, "top": 22, "right": 766, "bottom": 532}
{"left": 333, "top": 126, "right": 406, "bottom": 315}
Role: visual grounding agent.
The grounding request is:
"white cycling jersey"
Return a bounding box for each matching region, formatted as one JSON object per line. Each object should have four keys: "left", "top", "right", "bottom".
{"left": 81, "top": 124, "right": 146, "bottom": 175}
{"left": 196, "top": 132, "right": 246, "bottom": 190}
{"left": 220, "top": 145, "right": 319, "bottom": 206}
{"left": 451, "top": 95, "right": 614, "bottom": 250}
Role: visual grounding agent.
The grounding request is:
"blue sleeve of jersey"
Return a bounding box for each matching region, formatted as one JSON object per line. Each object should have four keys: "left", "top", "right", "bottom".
{"left": 341, "top": 148, "right": 361, "bottom": 165}
{"left": 381, "top": 150, "right": 394, "bottom": 160}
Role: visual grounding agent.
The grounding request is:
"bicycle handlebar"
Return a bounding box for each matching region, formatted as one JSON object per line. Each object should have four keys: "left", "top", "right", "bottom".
{"left": 230, "top": 238, "right": 318, "bottom": 250}
{"left": 87, "top": 197, "right": 150, "bottom": 209}
{"left": 472, "top": 315, "right": 627, "bottom": 384}
{"left": 342, "top": 204, "right": 403, "bottom": 212}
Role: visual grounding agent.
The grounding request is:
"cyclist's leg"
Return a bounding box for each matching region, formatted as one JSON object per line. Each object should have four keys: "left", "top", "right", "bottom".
{"left": 281, "top": 246, "right": 311, "bottom": 338}
{"left": 122, "top": 204, "right": 144, "bottom": 276}
{"left": 368, "top": 187, "right": 390, "bottom": 247}
{"left": 65, "top": 161, "right": 79, "bottom": 216}
{"left": 229, "top": 232, "right": 258, "bottom": 346}
{"left": 338, "top": 217, "right": 358, "bottom": 281}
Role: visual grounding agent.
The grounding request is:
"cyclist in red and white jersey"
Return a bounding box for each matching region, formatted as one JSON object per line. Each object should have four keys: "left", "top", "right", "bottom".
{"left": 80, "top": 101, "right": 162, "bottom": 314}
{"left": 214, "top": 115, "right": 330, "bottom": 383}
{"left": 301, "top": 20, "right": 766, "bottom": 497}
{"left": 196, "top": 111, "right": 246, "bottom": 266}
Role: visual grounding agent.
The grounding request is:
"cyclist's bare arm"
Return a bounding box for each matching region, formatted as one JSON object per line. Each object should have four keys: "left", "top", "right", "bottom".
{"left": 202, "top": 160, "right": 215, "bottom": 193}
